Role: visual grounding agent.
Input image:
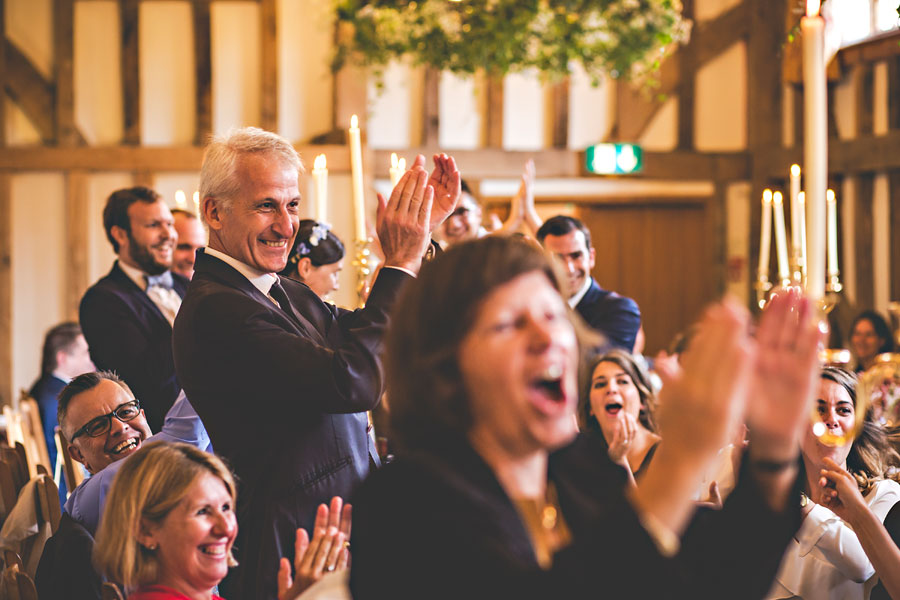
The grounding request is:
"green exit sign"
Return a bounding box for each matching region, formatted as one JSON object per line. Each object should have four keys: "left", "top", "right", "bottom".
{"left": 585, "top": 143, "right": 643, "bottom": 174}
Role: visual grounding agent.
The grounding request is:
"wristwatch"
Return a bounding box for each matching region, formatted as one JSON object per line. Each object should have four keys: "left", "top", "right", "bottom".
{"left": 800, "top": 492, "right": 809, "bottom": 508}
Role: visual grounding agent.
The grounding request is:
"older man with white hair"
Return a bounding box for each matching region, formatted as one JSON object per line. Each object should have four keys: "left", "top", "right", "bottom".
{"left": 173, "top": 127, "right": 460, "bottom": 599}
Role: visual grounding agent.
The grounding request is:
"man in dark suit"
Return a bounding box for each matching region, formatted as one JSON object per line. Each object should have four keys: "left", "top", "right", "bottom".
{"left": 29, "top": 321, "right": 95, "bottom": 505}
{"left": 173, "top": 127, "right": 460, "bottom": 599}
{"left": 79, "top": 187, "right": 187, "bottom": 431}
{"left": 537, "top": 215, "right": 641, "bottom": 351}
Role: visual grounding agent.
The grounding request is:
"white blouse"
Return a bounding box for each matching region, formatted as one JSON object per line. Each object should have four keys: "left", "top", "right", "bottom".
{"left": 766, "top": 478, "right": 900, "bottom": 600}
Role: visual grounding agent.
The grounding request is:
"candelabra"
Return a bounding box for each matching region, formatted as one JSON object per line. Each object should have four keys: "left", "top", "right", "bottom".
{"left": 353, "top": 238, "right": 373, "bottom": 308}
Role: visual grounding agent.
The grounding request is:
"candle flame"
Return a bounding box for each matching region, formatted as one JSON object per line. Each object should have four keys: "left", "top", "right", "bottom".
{"left": 806, "top": 0, "right": 820, "bottom": 17}
{"left": 192, "top": 191, "right": 199, "bottom": 204}
{"left": 791, "top": 164, "right": 800, "bottom": 177}
{"left": 398, "top": 157, "right": 406, "bottom": 171}
{"left": 350, "top": 114, "right": 359, "bottom": 129}
{"left": 773, "top": 191, "right": 783, "bottom": 205}
{"left": 391, "top": 152, "right": 398, "bottom": 168}
{"left": 763, "top": 189, "right": 773, "bottom": 203}
{"left": 798, "top": 191, "right": 805, "bottom": 204}
{"left": 314, "top": 154, "right": 327, "bottom": 170}
{"left": 175, "top": 190, "right": 186, "bottom": 208}
{"left": 827, "top": 189, "right": 836, "bottom": 202}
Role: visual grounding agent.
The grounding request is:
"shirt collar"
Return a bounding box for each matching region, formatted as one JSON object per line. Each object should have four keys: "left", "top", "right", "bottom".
{"left": 50, "top": 371, "right": 72, "bottom": 384}
{"left": 117, "top": 260, "right": 151, "bottom": 291}
{"left": 204, "top": 247, "right": 279, "bottom": 296}
{"left": 568, "top": 276, "right": 592, "bottom": 309}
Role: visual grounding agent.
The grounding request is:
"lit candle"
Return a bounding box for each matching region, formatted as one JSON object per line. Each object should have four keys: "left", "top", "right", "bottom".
{"left": 789, "top": 164, "right": 801, "bottom": 256}
{"left": 398, "top": 157, "right": 406, "bottom": 172}
{"left": 827, "top": 189, "right": 839, "bottom": 277}
{"left": 389, "top": 152, "right": 403, "bottom": 188}
{"left": 759, "top": 189, "right": 773, "bottom": 280}
{"left": 802, "top": 0, "right": 827, "bottom": 299}
{"left": 192, "top": 191, "right": 200, "bottom": 217}
{"left": 349, "top": 115, "right": 367, "bottom": 241}
{"left": 773, "top": 191, "right": 790, "bottom": 282}
{"left": 175, "top": 190, "right": 187, "bottom": 209}
{"left": 798, "top": 191, "right": 808, "bottom": 278}
{"left": 312, "top": 154, "right": 328, "bottom": 223}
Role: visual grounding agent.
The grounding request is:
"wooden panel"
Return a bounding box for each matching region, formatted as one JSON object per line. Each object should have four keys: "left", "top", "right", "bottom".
{"left": 854, "top": 174, "right": 875, "bottom": 310}
{"left": 120, "top": 0, "right": 140, "bottom": 144}
{"left": 133, "top": 171, "right": 154, "bottom": 188}
{"left": 485, "top": 75, "right": 504, "bottom": 148}
{"left": 193, "top": 1, "right": 212, "bottom": 145}
{"left": 260, "top": 0, "right": 277, "bottom": 131}
{"left": 0, "top": 3, "right": 6, "bottom": 146}
{"left": 3, "top": 40, "right": 55, "bottom": 142}
{"left": 889, "top": 55, "right": 900, "bottom": 132}
{"left": 578, "top": 199, "right": 715, "bottom": 353}
{"left": 857, "top": 62, "right": 874, "bottom": 137}
{"left": 549, "top": 79, "right": 569, "bottom": 149}
{"left": 65, "top": 171, "right": 89, "bottom": 319}
{"left": 677, "top": 0, "right": 695, "bottom": 150}
{"left": 747, "top": 0, "right": 784, "bottom": 151}
{"left": 891, "top": 170, "right": 900, "bottom": 302}
{"left": 0, "top": 175, "right": 9, "bottom": 406}
{"left": 762, "top": 130, "right": 900, "bottom": 176}
{"left": 839, "top": 30, "right": 900, "bottom": 69}
{"left": 54, "top": 0, "right": 79, "bottom": 146}
{"left": 792, "top": 83, "right": 803, "bottom": 149}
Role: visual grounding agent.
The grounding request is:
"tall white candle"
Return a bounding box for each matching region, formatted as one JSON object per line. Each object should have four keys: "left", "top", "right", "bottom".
{"left": 802, "top": 0, "right": 827, "bottom": 299}
{"left": 312, "top": 154, "right": 328, "bottom": 224}
{"left": 790, "top": 164, "right": 801, "bottom": 256}
{"left": 798, "top": 191, "right": 808, "bottom": 278}
{"left": 389, "top": 152, "right": 403, "bottom": 188}
{"left": 175, "top": 190, "right": 187, "bottom": 209}
{"left": 827, "top": 189, "right": 839, "bottom": 277}
{"left": 773, "top": 191, "right": 790, "bottom": 282}
{"left": 759, "top": 189, "right": 773, "bottom": 279}
{"left": 192, "top": 191, "right": 200, "bottom": 217}
{"left": 349, "top": 115, "right": 367, "bottom": 241}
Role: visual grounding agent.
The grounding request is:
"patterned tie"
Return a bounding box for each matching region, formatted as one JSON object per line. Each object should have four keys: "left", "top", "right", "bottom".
{"left": 145, "top": 272, "right": 180, "bottom": 326}
{"left": 146, "top": 272, "right": 174, "bottom": 290}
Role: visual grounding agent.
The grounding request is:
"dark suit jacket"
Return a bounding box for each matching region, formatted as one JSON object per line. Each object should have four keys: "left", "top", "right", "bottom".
{"left": 172, "top": 250, "right": 409, "bottom": 600}
{"left": 34, "top": 512, "right": 103, "bottom": 600}
{"left": 575, "top": 278, "right": 641, "bottom": 351}
{"left": 29, "top": 373, "right": 67, "bottom": 504}
{"left": 79, "top": 261, "right": 187, "bottom": 431}
{"left": 351, "top": 433, "right": 801, "bottom": 600}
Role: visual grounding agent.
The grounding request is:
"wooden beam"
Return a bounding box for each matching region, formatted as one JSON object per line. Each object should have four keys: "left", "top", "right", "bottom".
{"left": 839, "top": 29, "right": 900, "bottom": 70}
{"left": 54, "top": 0, "right": 79, "bottom": 146}
{"left": 762, "top": 130, "right": 900, "bottom": 176}
{"left": 888, "top": 55, "right": 900, "bottom": 132}
{"left": 549, "top": 79, "right": 569, "bottom": 149}
{"left": 857, "top": 62, "right": 874, "bottom": 136}
{"left": 747, "top": 0, "right": 784, "bottom": 151}
{"left": 120, "top": 0, "right": 140, "bottom": 144}
{"left": 616, "top": 1, "right": 750, "bottom": 141}
{"left": 853, "top": 173, "right": 875, "bottom": 310}
{"left": 0, "top": 144, "right": 354, "bottom": 172}
{"left": 422, "top": 67, "right": 440, "bottom": 147}
{"left": 485, "top": 75, "right": 504, "bottom": 148}
{"left": 891, "top": 170, "right": 900, "bottom": 302}
{"left": 0, "top": 4, "right": 6, "bottom": 146}
{"left": 3, "top": 40, "right": 55, "bottom": 142}
{"left": 677, "top": 0, "right": 695, "bottom": 150}
{"left": 374, "top": 148, "right": 749, "bottom": 180}
{"left": 192, "top": 1, "right": 212, "bottom": 145}
{"left": 65, "top": 171, "right": 89, "bottom": 319}
{"left": 0, "top": 174, "right": 10, "bottom": 406}
{"left": 260, "top": 0, "right": 277, "bottom": 131}
{"left": 133, "top": 170, "right": 154, "bottom": 188}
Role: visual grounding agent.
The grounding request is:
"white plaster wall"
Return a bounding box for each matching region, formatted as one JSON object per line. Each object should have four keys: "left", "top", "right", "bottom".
{"left": 4, "top": 104, "right": 42, "bottom": 146}
{"left": 302, "top": 173, "right": 356, "bottom": 309}
{"left": 782, "top": 84, "right": 795, "bottom": 148}
{"left": 86, "top": 173, "right": 131, "bottom": 285}
{"left": 368, "top": 62, "right": 414, "bottom": 149}
{"left": 139, "top": 2, "right": 195, "bottom": 145}
{"left": 212, "top": 2, "right": 261, "bottom": 134}
{"left": 5, "top": 0, "right": 53, "bottom": 79}
{"left": 873, "top": 61, "right": 889, "bottom": 135}
{"left": 75, "top": 1, "right": 123, "bottom": 145}
{"left": 832, "top": 65, "right": 858, "bottom": 139}
{"left": 640, "top": 96, "right": 678, "bottom": 151}
{"left": 439, "top": 72, "right": 481, "bottom": 149}
{"left": 725, "top": 181, "right": 751, "bottom": 301}
{"left": 10, "top": 174, "right": 67, "bottom": 402}
{"left": 695, "top": 41, "right": 746, "bottom": 151}
{"left": 568, "top": 65, "right": 615, "bottom": 149}
{"left": 278, "top": 0, "right": 333, "bottom": 142}
{"left": 503, "top": 70, "right": 544, "bottom": 150}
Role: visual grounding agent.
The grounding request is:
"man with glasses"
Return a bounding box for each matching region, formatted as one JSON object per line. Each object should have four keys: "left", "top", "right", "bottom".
{"left": 58, "top": 371, "right": 209, "bottom": 535}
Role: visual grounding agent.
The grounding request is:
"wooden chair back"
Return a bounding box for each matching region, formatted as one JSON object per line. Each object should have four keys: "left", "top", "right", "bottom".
{"left": 55, "top": 427, "right": 85, "bottom": 493}
{"left": 14, "top": 393, "right": 52, "bottom": 478}
{"left": 0, "top": 460, "right": 19, "bottom": 524}
{"left": 34, "top": 475, "right": 61, "bottom": 536}
{"left": 1, "top": 564, "right": 38, "bottom": 600}
{"left": 1, "top": 550, "right": 23, "bottom": 572}
{"left": 101, "top": 582, "right": 126, "bottom": 600}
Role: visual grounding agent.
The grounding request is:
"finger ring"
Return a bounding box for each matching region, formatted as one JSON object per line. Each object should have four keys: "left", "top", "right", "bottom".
{"left": 326, "top": 565, "right": 336, "bottom": 572}
{"left": 343, "top": 541, "right": 351, "bottom": 549}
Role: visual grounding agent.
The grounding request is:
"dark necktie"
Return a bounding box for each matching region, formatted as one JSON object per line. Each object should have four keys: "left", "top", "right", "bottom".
{"left": 268, "top": 279, "right": 326, "bottom": 344}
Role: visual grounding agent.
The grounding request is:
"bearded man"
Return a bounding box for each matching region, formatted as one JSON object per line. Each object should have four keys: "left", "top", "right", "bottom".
{"left": 79, "top": 186, "right": 186, "bottom": 431}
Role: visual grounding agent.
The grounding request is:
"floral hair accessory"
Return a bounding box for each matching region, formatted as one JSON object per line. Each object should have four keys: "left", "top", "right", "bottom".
{"left": 309, "top": 223, "right": 331, "bottom": 247}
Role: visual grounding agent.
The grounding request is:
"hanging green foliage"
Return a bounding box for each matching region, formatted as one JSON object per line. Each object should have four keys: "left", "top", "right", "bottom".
{"left": 332, "top": 0, "right": 691, "bottom": 84}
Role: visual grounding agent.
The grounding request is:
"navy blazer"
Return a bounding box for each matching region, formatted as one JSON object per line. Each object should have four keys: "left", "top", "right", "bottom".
{"left": 30, "top": 373, "right": 67, "bottom": 504}
{"left": 172, "top": 250, "right": 409, "bottom": 599}
{"left": 79, "top": 261, "right": 188, "bottom": 431}
{"left": 575, "top": 278, "right": 641, "bottom": 351}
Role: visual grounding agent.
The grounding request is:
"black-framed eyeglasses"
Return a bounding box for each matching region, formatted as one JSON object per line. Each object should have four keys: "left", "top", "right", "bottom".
{"left": 70, "top": 400, "right": 142, "bottom": 441}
